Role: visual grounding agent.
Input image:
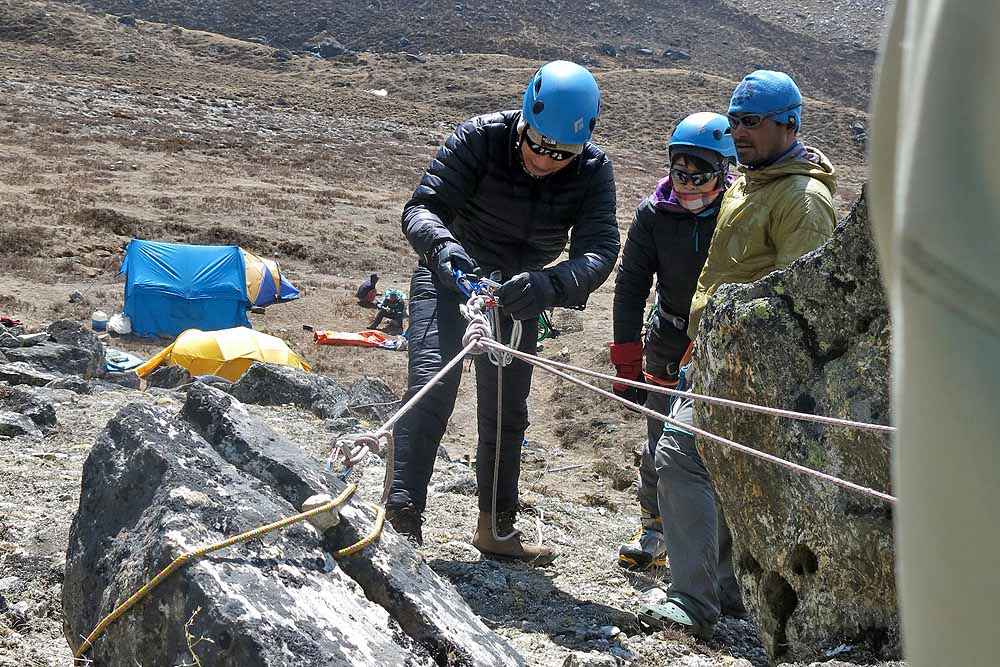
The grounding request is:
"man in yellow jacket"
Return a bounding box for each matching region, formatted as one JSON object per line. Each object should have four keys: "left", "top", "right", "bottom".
{"left": 638, "top": 70, "right": 837, "bottom": 639}
{"left": 688, "top": 69, "right": 837, "bottom": 339}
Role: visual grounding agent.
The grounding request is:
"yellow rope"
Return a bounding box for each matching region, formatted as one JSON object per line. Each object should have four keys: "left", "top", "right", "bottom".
{"left": 74, "top": 484, "right": 358, "bottom": 659}
{"left": 334, "top": 506, "right": 385, "bottom": 558}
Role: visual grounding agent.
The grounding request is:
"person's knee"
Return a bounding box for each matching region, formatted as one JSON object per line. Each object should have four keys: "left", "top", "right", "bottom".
{"left": 654, "top": 433, "right": 709, "bottom": 481}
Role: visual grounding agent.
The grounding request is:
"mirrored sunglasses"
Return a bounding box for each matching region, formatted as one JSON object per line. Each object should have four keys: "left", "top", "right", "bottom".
{"left": 727, "top": 103, "right": 801, "bottom": 130}
{"left": 670, "top": 168, "right": 719, "bottom": 187}
{"left": 525, "top": 137, "right": 575, "bottom": 161}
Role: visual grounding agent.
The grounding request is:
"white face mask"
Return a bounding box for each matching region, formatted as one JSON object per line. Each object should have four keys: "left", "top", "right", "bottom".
{"left": 675, "top": 186, "right": 724, "bottom": 212}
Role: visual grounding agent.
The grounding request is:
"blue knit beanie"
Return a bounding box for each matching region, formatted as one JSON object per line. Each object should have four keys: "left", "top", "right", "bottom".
{"left": 729, "top": 70, "right": 802, "bottom": 129}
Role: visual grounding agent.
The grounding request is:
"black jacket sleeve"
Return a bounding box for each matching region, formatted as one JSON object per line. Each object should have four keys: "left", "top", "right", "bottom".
{"left": 401, "top": 119, "right": 489, "bottom": 260}
{"left": 612, "top": 204, "right": 657, "bottom": 343}
{"left": 546, "top": 156, "right": 620, "bottom": 307}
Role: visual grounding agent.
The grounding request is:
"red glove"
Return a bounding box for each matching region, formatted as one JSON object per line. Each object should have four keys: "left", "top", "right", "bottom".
{"left": 609, "top": 342, "right": 647, "bottom": 405}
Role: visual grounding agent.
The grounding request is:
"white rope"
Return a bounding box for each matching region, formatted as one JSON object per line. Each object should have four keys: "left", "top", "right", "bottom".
{"left": 514, "top": 349, "right": 895, "bottom": 434}
{"left": 480, "top": 339, "right": 897, "bottom": 504}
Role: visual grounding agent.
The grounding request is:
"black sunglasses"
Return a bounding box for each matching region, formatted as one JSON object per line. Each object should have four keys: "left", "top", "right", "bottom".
{"left": 670, "top": 168, "right": 720, "bottom": 187}
{"left": 727, "top": 103, "right": 801, "bottom": 130}
{"left": 524, "top": 136, "right": 575, "bottom": 162}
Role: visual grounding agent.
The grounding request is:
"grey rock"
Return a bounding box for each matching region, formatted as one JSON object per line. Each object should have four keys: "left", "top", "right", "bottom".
{"left": 0, "top": 350, "right": 6, "bottom": 363}
{"left": 4, "top": 342, "right": 97, "bottom": 378}
{"left": 64, "top": 401, "right": 437, "bottom": 666}
{"left": 146, "top": 364, "right": 191, "bottom": 389}
{"left": 16, "top": 332, "right": 47, "bottom": 347}
{"left": 436, "top": 466, "right": 478, "bottom": 496}
{"left": 48, "top": 320, "right": 106, "bottom": 377}
{"left": 0, "top": 576, "right": 22, "bottom": 593}
{"left": 663, "top": 48, "right": 692, "bottom": 61}
{"left": 117, "top": 14, "right": 137, "bottom": 28}
{"left": 45, "top": 377, "right": 93, "bottom": 395}
{"left": 561, "top": 651, "right": 619, "bottom": 666}
{"left": 597, "top": 42, "right": 617, "bottom": 57}
{"left": 316, "top": 37, "right": 350, "bottom": 58}
{"left": 229, "top": 362, "right": 350, "bottom": 419}
{"left": 0, "top": 385, "right": 57, "bottom": 427}
{"left": 0, "top": 331, "right": 20, "bottom": 348}
{"left": 0, "top": 362, "right": 61, "bottom": 387}
{"left": 347, "top": 376, "right": 399, "bottom": 422}
{"left": 695, "top": 192, "right": 899, "bottom": 663}
{"left": 272, "top": 48, "right": 292, "bottom": 61}
{"left": 179, "top": 384, "right": 527, "bottom": 666}
{"left": 103, "top": 371, "right": 140, "bottom": 390}
{"left": 636, "top": 47, "right": 654, "bottom": 56}
{"left": 69, "top": 291, "right": 84, "bottom": 303}
{"left": 0, "top": 410, "right": 40, "bottom": 437}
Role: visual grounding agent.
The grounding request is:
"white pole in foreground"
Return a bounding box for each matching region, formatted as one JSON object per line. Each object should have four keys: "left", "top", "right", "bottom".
{"left": 870, "top": 1, "right": 1000, "bottom": 665}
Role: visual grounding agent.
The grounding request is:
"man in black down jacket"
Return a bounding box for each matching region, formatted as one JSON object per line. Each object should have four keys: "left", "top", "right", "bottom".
{"left": 388, "top": 61, "right": 619, "bottom": 565}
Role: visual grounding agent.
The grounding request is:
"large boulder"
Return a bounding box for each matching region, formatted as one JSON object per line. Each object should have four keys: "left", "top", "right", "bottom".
{"left": 228, "top": 362, "right": 350, "bottom": 419}
{"left": 694, "top": 192, "right": 898, "bottom": 663}
{"left": 181, "top": 384, "right": 524, "bottom": 667}
{"left": 4, "top": 342, "right": 98, "bottom": 378}
{"left": 0, "top": 410, "right": 39, "bottom": 437}
{"left": 47, "top": 320, "right": 106, "bottom": 377}
{"left": 0, "top": 384, "right": 57, "bottom": 428}
{"left": 64, "top": 384, "right": 526, "bottom": 666}
{"left": 64, "top": 402, "right": 438, "bottom": 666}
{"left": 0, "top": 362, "right": 61, "bottom": 387}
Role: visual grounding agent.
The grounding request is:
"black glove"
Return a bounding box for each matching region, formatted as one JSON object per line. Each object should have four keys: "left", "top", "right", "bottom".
{"left": 495, "top": 271, "right": 556, "bottom": 321}
{"left": 429, "top": 241, "right": 480, "bottom": 292}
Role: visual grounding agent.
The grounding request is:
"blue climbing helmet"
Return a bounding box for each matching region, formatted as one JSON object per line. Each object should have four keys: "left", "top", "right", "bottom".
{"left": 729, "top": 70, "right": 802, "bottom": 129}
{"left": 668, "top": 112, "right": 737, "bottom": 169}
{"left": 522, "top": 60, "right": 601, "bottom": 145}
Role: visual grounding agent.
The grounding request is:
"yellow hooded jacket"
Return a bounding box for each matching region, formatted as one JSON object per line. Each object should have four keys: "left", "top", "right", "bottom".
{"left": 687, "top": 145, "right": 837, "bottom": 338}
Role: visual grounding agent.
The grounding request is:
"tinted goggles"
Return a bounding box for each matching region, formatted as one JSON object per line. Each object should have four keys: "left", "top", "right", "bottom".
{"left": 670, "top": 168, "right": 720, "bottom": 187}
{"left": 727, "top": 103, "right": 801, "bottom": 130}
{"left": 524, "top": 136, "right": 575, "bottom": 161}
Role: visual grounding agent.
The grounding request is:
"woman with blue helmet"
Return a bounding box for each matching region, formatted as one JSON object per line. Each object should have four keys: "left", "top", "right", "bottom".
{"left": 388, "top": 61, "right": 619, "bottom": 566}
{"left": 611, "top": 112, "right": 746, "bottom": 637}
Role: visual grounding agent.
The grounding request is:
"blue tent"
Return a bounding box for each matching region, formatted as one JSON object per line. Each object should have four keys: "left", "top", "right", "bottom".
{"left": 120, "top": 240, "right": 299, "bottom": 338}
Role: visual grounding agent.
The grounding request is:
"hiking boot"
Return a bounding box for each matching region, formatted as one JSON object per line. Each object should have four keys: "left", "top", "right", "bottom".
{"left": 386, "top": 504, "right": 424, "bottom": 546}
{"left": 638, "top": 596, "right": 714, "bottom": 640}
{"left": 618, "top": 510, "right": 667, "bottom": 571}
{"left": 472, "top": 509, "right": 556, "bottom": 566}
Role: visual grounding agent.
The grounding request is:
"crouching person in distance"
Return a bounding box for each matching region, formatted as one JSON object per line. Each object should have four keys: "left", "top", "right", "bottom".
{"left": 387, "top": 61, "right": 620, "bottom": 566}
{"left": 611, "top": 113, "right": 736, "bottom": 573}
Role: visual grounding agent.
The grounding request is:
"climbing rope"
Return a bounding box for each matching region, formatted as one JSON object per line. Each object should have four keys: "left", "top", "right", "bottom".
{"left": 74, "top": 484, "right": 358, "bottom": 659}
{"left": 478, "top": 339, "right": 897, "bottom": 504}
{"left": 502, "top": 350, "right": 896, "bottom": 434}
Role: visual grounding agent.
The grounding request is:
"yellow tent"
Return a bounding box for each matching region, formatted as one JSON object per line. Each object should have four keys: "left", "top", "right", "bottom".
{"left": 136, "top": 327, "right": 311, "bottom": 382}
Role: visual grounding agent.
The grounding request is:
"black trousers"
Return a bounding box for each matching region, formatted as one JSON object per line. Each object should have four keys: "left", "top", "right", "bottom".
{"left": 388, "top": 266, "right": 538, "bottom": 513}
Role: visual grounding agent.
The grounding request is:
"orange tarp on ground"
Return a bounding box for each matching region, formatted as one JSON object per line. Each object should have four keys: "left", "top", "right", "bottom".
{"left": 314, "top": 330, "right": 391, "bottom": 348}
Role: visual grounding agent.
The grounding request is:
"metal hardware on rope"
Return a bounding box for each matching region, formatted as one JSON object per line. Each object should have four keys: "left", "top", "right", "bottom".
{"left": 454, "top": 270, "right": 540, "bottom": 545}
{"left": 480, "top": 339, "right": 897, "bottom": 504}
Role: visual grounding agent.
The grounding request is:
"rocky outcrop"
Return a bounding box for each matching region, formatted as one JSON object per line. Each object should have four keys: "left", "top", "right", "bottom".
{"left": 0, "top": 385, "right": 57, "bottom": 428}
{"left": 4, "top": 343, "right": 97, "bottom": 378}
{"left": 228, "top": 363, "right": 399, "bottom": 424}
{"left": 694, "top": 193, "right": 898, "bottom": 663}
{"left": 146, "top": 364, "right": 192, "bottom": 389}
{"left": 64, "top": 384, "right": 525, "bottom": 666}
{"left": 0, "top": 362, "right": 61, "bottom": 387}
{"left": 47, "top": 320, "right": 105, "bottom": 377}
